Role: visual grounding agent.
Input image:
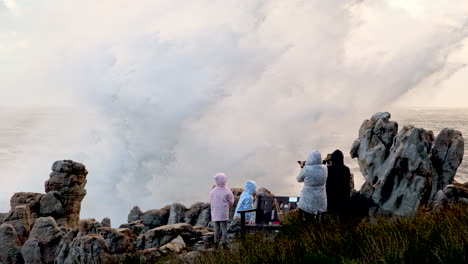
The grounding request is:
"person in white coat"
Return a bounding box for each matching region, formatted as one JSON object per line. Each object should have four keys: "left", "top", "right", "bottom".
{"left": 297, "top": 151, "right": 328, "bottom": 220}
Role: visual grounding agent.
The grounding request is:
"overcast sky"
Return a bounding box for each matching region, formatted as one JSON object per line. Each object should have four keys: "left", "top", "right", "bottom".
{"left": 0, "top": 0, "right": 467, "bottom": 224}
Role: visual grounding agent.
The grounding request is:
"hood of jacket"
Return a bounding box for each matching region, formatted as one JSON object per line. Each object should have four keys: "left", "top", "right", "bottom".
{"left": 244, "top": 180, "right": 256, "bottom": 195}
{"left": 330, "top": 149, "right": 344, "bottom": 166}
{"left": 214, "top": 173, "right": 227, "bottom": 187}
{"left": 306, "top": 151, "right": 322, "bottom": 166}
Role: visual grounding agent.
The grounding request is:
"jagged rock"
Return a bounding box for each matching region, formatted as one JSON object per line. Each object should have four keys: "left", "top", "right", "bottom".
{"left": 99, "top": 227, "right": 135, "bottom": 254}
{"left": 351, "top": 112, "right": 464, "bottom": 216}
{"left": 159, "top": 235, "right": 186, "bottom": 254}
{"left": 0, "top": 223, "right": 24, "bottom": 264}
{"left": 62, "top": 234, "right": 113, "bottom": 264}
{"left": 9, "top": 192, "right": 43, "bottom": 225}
{"left": 195, "top": 203, "right": 211, "bottom": 227}
{"left": 256, "top": 187, "right": 275, "bottom": 197}
{"left": 137, "top": 223, "right": 199, "bottom": 250}
{"left": 0, "top": 213, "right": 7, "bottom": 223}
{"left": 141, "top": 208, "right": 170, "bottom": 233}
{"left": 430, "top": 128, "right": 465, "bottom": 200}
{"left": 431, "top": 183, "right": 463, "bottom": 212}
{"left": 119, "top": 220, "right": 144, "bottom": 236}
{"left": 168, "top": 203, "right": 187, "bottom": 225}
{"left": 22, "top": 217, "right": 63, "bottom": 264}
{"left": 101, "top": 217, "right": 111, "bottom": 228}
{"left": 77, "top": 219, "right": 101, "bottom": 237}
{"left": 184, "top": 202, "right": 207, "bottom": 226}
{"left": 39, "top": 192, "right": 65, "bottom": 216}
{"left": 2, "top": 205, "right": 31, "bottom": 244}
{"left": 231, "top": 188, "right": 244, "bottom": 196}
{"left": 128, "top": 206, "right": 143, "bottom": 223}
{"left": 44, "top": 160, "right": 88, "bottom": 228}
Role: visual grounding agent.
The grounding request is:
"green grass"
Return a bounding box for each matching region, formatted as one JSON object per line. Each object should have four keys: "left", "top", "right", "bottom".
{"left": 179, "top": 203, "right": 467, "bottom": 264}
{"left": 121, "top": 202, "right": 468, "bottom": 264}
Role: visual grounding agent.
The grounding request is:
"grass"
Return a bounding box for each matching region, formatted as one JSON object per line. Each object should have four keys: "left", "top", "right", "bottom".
{"left": 121, "top": 202, "right": 468, "bottom": 264}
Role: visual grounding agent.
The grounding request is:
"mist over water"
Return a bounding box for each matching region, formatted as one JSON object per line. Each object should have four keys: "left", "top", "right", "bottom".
{"left": 1, "top": 0, "right": 468, "bottom": 224}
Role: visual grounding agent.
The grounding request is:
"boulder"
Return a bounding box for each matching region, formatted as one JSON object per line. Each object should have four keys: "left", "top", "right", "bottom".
{"left": 184, "top": 202, "right": 205, "bottom": 226}
{"left": 141, "top": 208, "right": 170, "bottom": 233}
{"left": 159, "top": 235, "right": 186, "bottom": 254}
{"left": 0, "top": 223, "right": 24, "bottom": 264}
{"left": 119, "top": 220, "right": 144, "bottom": 236}
{"left": 2, "top": 205, "right": 31, "bottom": 244}
{"left": 22, "top": 217, "right": 63, "bottom": 264}
{"left": 101, "top": 217, "right": 111, "bottom": 228}
{"left": 137, "top": 223, "right": 199, "bottom": 250}
{"left": 168, "top": 203, "right": 187, "bottom": 225}
{"left": 9, "top": 192, "right": 43, "bottom": 225}
{"left": 128, "top": 205, "right": 143, "bottom": 223}
{"left": 44, "top": 160, "right": 88, "bottom": 228}
{"left": 195, "top": 203, "right": 211, "bottom": 227}
{"left": 99, "top": 227, "right": 135, "bottom": 254}
{"left": 430, "top": 128, "right": 464, "bottom": 200}
{"left": 351, "top": 112, "right": 464, "bottom": 216}
{"left": 62, "top": 234, "right": 113, "bottom": 264}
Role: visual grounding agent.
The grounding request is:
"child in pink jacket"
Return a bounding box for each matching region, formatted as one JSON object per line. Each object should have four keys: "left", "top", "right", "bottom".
{"left": 209, "top": 173, "right": 234, "bottom": 244}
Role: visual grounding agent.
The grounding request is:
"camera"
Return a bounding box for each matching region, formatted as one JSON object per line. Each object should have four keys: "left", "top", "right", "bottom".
{"left": 322, "top": 154, "right": 332, "bottom": 165}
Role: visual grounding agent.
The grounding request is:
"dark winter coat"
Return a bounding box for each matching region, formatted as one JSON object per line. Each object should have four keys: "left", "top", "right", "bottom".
{"left": 326, "top": 150, "right": 352, "bottom": 215}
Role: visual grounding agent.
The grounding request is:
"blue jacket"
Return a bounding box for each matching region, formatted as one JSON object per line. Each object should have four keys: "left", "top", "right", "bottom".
{"left": 234, "top": 181, "right": 257, "bottom": 220}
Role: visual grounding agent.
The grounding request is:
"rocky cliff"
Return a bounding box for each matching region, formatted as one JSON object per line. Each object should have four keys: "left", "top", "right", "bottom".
{"left": 351, "top": 112, "right": 466, "bottom": 216}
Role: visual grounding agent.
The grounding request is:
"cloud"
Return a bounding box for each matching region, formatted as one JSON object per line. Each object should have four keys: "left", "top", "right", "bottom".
{"left": 2, "top": 0, "right": 20, "bottom": 16}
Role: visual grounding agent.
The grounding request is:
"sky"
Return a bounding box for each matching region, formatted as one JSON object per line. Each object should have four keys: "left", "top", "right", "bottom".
{"left": 0, "top": 0, "right": 467, "bottom": 225}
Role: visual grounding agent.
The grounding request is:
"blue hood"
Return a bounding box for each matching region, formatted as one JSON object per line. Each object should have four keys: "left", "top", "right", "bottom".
{"left": 244, "top": 180, "right": 256, "bottom": 194}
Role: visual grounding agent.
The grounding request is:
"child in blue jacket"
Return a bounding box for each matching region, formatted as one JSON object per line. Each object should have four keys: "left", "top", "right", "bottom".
{"left": 234, "top": 180, "right": 257, "bottom": 222}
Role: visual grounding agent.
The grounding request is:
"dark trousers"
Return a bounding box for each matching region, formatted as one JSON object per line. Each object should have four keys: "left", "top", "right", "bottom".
{"left": 299, "top": 209, "right": 324, "bottom": 222}
{"left": 213, "top": 221, "right": 228, "bottom": 244}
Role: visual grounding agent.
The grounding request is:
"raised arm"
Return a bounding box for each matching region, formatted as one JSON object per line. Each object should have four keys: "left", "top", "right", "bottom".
{"left": 296, "top": 167, "right": 306, "bottom": 183}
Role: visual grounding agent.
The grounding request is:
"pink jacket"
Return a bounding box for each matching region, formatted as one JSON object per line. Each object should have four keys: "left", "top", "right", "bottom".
{"left": 209, "top": 173, "right": 234, "bottom": 221}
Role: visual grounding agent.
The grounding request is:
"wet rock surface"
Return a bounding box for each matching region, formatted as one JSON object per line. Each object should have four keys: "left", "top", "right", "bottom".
{"left": 351, "top": 112, "right": 465, "bottom": 216}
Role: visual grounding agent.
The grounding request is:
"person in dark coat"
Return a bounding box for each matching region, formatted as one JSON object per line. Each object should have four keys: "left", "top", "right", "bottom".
{"left": 326, "top": 149, "right": 353, "bottom": 217}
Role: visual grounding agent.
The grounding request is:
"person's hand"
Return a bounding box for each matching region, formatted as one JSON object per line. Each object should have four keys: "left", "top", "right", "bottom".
{"left": 297, "top": 161, "right": 306, "bottom": 168}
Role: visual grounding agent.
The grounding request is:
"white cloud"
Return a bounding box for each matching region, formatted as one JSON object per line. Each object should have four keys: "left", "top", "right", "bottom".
{"left": 2, "top": 0, "right": 21, "bottom": 16}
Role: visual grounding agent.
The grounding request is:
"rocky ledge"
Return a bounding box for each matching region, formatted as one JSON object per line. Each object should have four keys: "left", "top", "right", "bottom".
{"left": 351, "top": 112, "right": 467, "bottom": 216}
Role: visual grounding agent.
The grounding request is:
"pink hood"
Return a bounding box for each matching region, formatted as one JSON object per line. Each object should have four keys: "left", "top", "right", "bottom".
{"left": 215, "top": 173, "right": 227, "bottom": 187}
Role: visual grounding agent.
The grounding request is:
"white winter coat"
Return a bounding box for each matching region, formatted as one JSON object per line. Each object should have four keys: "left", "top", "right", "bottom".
{"left": 297, "top": 151, "right": 328, "bottom": 214}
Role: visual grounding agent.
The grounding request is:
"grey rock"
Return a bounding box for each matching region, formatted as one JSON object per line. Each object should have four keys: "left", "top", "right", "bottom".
{"left": 195, "top": 203, "right": 211, "bottom": 227}
{"left": 22, "top": 217, "right": 63, "bottom": 264}
{"left": 430, "top": 128, "right": 465, "bottom": 200}
{"left": 184, "top": 203, "right": 205, "bottom": 226}
{"left": 159, "top": 235, "right": 186, "bottom": 254}
{"left": 137, "top": 223, "right": 199, "bottom": 250}
{"left": 44, "top": 160, "right": 88, "bottom": 228}
{"left": 351, "top": 112, "right": 464, "bottom": 216}
{"left": 99, "top": 227, "right": 135, "bottom": 254}
{"left": 128, "top": 205, "right": 143, "bottom": 223}
{"left": 39, "top": 192, "right": 65, "bottom": 216}
{"left": 119, "top": 220, "right": 144, "bottom": 236}
{"left": 168, "top": 203, "right": 187, "bottom": 225}
{"left": 62, "top": 234, "right": 113, "bottom": 264}
{"left": 0, "top": 223, "right": 24, "bottom": 264}
{"left": 101, "top": 217, "right": 111, "bottom": 228}
{"left": 2, "top": 205, "right": 31, "bottom": 244}
{"left": 141, "top": 208, "right": 170, "bottom": 233}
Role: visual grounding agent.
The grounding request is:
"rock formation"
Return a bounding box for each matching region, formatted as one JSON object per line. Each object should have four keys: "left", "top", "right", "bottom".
{"left": 5, "top": 160, "right": 88, "bottom": 229}
{"left": 351, "top": 112, "right": 465, "bottom": 216}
